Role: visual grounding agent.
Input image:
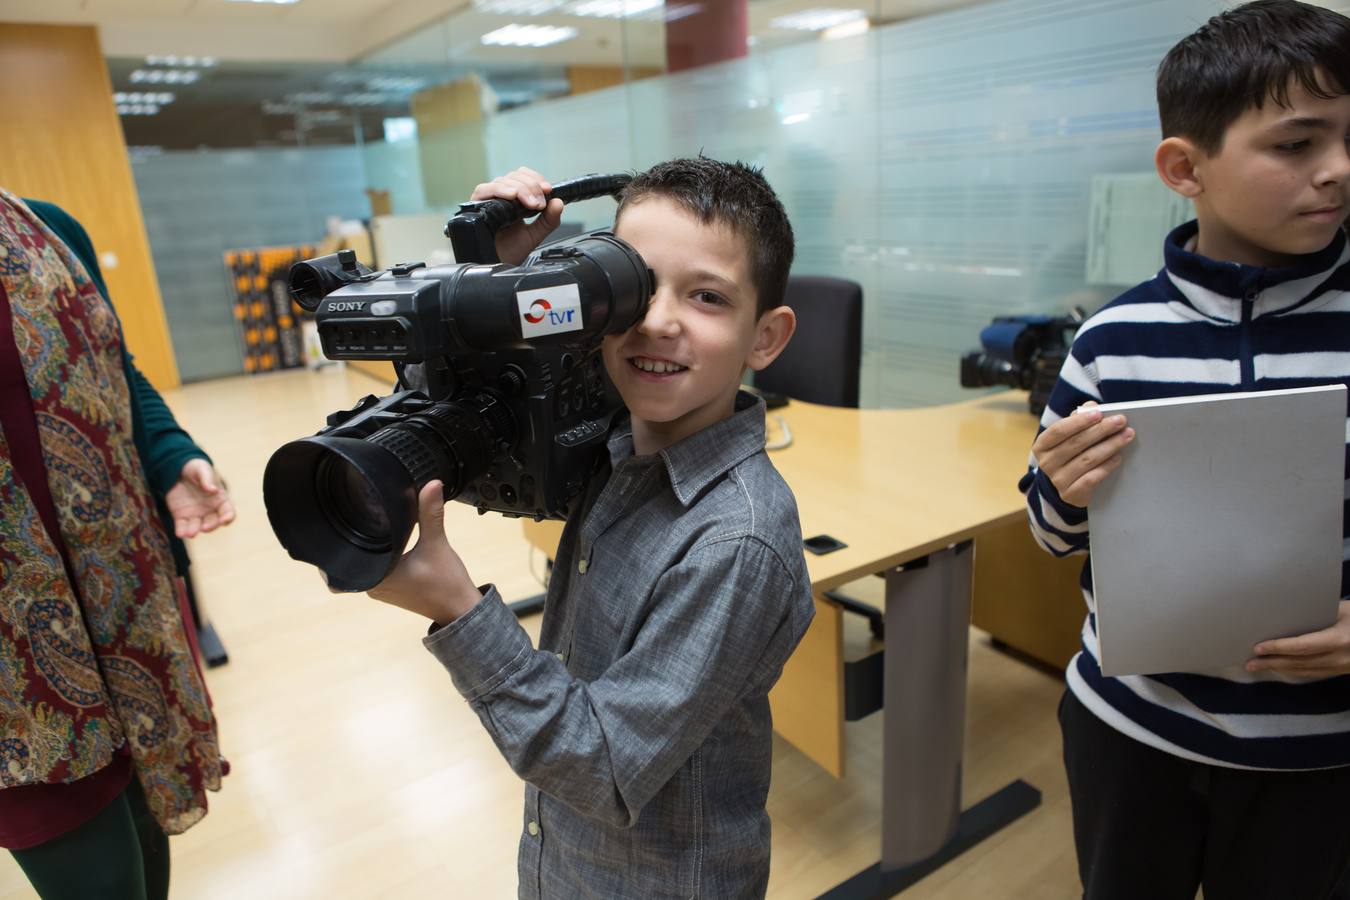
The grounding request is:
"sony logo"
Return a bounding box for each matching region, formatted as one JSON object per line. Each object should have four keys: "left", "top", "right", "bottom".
{"left": 327, "top": 301, "right": 367, "bottom": 312}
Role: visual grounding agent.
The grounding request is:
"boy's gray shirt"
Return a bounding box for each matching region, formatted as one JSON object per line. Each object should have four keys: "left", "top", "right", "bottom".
{"left": 424, "top": 390, "right": 815, "bottom": 899}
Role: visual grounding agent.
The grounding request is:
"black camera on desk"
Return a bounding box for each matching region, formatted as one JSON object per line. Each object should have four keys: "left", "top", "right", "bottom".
{"left": 959, "top": 311, "right": 1083, "bottom": 416}
{"left": 263, "top": 174, "right": 652, "bottom": 592}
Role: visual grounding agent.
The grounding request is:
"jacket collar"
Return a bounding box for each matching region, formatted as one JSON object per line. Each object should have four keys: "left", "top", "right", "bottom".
{"left": 607, "top": 391, "right": 767, "bottom": 508}
{"left": 1162, "top": 220, "right": 1350, "bottom": 323}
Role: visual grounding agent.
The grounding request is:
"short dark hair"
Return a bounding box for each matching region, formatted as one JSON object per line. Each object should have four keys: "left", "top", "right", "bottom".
{"left": 1157, "top": 0, "right": 1350, "bottom": 154}
{"left": 616, "top": 156, "right": 795, "bottom": 316}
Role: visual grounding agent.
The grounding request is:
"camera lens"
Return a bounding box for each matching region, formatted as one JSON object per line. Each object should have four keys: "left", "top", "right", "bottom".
{"left": 317, "top": 455, "right": 392, "bottom": 549}
{"left": 264, "top": 391, "right": 516, "bottom": 592}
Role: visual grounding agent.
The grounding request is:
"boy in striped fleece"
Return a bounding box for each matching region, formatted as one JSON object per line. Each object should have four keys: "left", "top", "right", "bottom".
{"left": 1020, "top": 2, "right": 1350, "bottom": 896}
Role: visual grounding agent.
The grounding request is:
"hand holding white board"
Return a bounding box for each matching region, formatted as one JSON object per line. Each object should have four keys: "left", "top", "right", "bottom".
{"left": 1087, "top": 384, "right": 1345, "bottom": 676}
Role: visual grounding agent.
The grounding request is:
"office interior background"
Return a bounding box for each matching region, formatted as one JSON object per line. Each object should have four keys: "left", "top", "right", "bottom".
{"left": 3, "top": 0, "right": 1348, "bottom": 897}
{"left": 12, "top": 0, "right": 1336, "bottom": 403}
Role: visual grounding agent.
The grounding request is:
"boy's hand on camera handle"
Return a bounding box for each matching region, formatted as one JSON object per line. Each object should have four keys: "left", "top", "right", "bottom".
{"left": 470, "top": 167, "right": 564, "bottom": 266}
{"left": 1247, "top": 600, "right": 1350, "bottom": 677}
{"left": 363, "top": 481, "right": 482, "bottom": 625}
{"left": 1031, "top": 401, "right": 1135, "bottom": 508}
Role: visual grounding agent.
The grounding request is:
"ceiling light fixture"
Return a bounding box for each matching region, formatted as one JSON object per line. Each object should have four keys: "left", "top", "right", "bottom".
{"left": 567, "top": 0, "right": 663, "bottom": 17}
{"left": 287, "top": 91, "right": 337, "bottom": 104}
{"left": 770, "top": 7, "right": 865, "bottom": 31}
{"left": 821, "top": 17, "right": 869, "bottom": 40}
{"left": 114, "top": 92, "right": 175, "bottom": 104}
{"left": 129, "top": 69, "right": 201, "bottom": 85}
{"left": 662, "top": 3, "right": 703, "bottom": 22}
{"left": 365, "top": 76, "right": 427, "bottom": 93}
{"left": 473, "top": 0, "right": 567, "bottom": 13}
{"left": 145, "top": 55, "right": 216, "bottom": 67}
{"left": 340, "top": 92, "right": 390, "bottom": 106}
{"left": 481, "top": 24, "right": 578, "bottom": 47}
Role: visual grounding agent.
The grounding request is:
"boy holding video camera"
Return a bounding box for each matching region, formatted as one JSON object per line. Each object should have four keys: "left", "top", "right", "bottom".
{"left": 362, "top": 158, "right": 814, "bottom": 899}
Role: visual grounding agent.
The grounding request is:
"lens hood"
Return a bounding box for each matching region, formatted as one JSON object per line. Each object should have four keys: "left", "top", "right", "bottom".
{"left": 264, "top": 436, "right": 419, "bottom": 592}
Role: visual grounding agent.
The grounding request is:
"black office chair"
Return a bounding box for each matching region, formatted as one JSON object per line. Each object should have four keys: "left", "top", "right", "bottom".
{"left": 755, "top": 276, "right": 883, "bottom": 640}
{"left": 755, "top": 275, "right": 862, "bottom": 408}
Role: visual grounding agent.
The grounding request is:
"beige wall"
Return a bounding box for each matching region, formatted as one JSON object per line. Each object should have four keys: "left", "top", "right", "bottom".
{"left": 0, "top": 23, "right": 179, "bottom": 390}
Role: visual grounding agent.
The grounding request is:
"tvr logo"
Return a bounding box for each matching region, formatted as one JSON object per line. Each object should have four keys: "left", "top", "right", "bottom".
{"left": 524, "top": 298, "right": 576, "bottom": 326}
{"left": 517, "top": 284, "right": 583, "bottom": 338}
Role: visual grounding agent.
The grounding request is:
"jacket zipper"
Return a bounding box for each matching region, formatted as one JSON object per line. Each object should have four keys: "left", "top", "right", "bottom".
{"left": 1239, "top": 289, "right": 1256, "bottom": 388}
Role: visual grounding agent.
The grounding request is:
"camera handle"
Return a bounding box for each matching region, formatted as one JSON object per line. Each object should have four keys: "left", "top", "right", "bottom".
{"left": 445, "top": 173, "right": 633, "bottom": 265}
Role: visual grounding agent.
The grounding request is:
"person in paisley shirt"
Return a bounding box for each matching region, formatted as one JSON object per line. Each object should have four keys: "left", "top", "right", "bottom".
{"left": 0, "top": 191, "right": 235, "bottom": 900}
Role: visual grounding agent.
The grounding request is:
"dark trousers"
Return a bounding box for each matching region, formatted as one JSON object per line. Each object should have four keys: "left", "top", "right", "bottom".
{"left": 9, "top": 778, "right": 169, "bottom": 900}
{"left": 1059, "top": 689, "right": 1350, "bottom": 900}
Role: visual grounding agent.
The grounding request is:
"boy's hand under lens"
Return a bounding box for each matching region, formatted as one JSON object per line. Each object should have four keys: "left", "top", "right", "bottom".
{"left": 471, "top": 167, "right": 564, "bottom": 266}
{"left": 364, "top": 481, "right": 483, "bottom": 625}
{"left": 1031, "top": 401, "right": 1135, "bottom": 508}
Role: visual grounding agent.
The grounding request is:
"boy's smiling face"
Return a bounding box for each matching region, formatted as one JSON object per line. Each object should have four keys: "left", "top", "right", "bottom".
{"left": 603, "top": 196, "right": 793, "bottom": 456}
{"left": 1162, "top": 74, "right": 1350, "bottom": 268}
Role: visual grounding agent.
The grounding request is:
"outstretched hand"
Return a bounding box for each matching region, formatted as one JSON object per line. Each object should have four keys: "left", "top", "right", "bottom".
{"left": 165, "top": 459, "right": 236, "bottom": 538}
{"left": 470, "top": 167, "right": 564, "bottom": 265}
{"left": 1247, "top": 600, "right": 1350, "bottom": 678}
{"left": 364, "top": 481, "right": 483, "bottom": 625}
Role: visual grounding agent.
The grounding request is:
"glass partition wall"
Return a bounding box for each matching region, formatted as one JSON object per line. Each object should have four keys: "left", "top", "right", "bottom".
{"left": 112, "top": 0, "right": 1350, "bottom": 401}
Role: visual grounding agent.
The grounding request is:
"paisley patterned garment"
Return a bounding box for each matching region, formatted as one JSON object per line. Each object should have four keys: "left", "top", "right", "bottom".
{"left": 0, "top": 192, "right": 220, "bottom": 834}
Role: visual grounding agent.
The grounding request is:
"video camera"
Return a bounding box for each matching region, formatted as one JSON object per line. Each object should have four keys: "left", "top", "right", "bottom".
{"left": 263, "top": 174, "right": 652, "bottom": 591}
{"left": 959, "top": 310, "right": 1083, "bottom": 416}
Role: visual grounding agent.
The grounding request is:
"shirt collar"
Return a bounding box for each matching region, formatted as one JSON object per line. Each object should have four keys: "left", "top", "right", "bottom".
{"left": 1162, "top": 220, "right": 1350, "bottom": 323}
{"left": 606, "top": 390, "right": 767, "bottom": 507}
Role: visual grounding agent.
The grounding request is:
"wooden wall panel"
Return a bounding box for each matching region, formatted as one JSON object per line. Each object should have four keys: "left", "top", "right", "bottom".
{"left": 971, "top": 519, "right": 1085, "bottom": 670}
{"left": 0, "top": 23, "right": 179, "bottom": 389}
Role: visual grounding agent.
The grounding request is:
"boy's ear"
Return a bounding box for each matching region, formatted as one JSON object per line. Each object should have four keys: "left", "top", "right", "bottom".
{"left": 745, "top": 305, "right": 797, "bottom": 372}
{"left": 1155, "top": 136, "right": 1205, "bottom": 198}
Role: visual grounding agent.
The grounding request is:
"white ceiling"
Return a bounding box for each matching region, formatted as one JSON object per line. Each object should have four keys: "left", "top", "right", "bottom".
{"left": 0, "top": 0, "right": 991, "bottom": 64}
{"left": 0, "top": 0, "right": 473, "bottom": 61}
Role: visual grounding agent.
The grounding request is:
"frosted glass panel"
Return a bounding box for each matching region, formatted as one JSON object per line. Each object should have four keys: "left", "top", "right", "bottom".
{"left": 133, "top": 147, "right": 368, "bottom": 381}
{"left": 484, "top": 90, "right": 639, "bottom": 232}
{"left": 126, "top": 0, "right": 1350, "bottom": 393}
{"left": 361, "top": 139, "right": 432, "bottom": 217}
{"left": 467, "top": 0, "right": 1300, "bottom": 406}
{"left": 867, "top": 0, "right": 1187, "bottom": 406}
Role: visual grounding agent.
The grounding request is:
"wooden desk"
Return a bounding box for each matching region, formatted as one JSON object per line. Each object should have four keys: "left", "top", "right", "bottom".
{"left": 522, "top": 393, "right": 1083, "bottom": 777}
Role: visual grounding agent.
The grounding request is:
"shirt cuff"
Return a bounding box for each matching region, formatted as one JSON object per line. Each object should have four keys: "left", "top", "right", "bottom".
{"left": 149, "top": 451, "right": 211, "bottom": 497}
{"left": 422, "top": 585, "right": 534, "bottom": 703}
{"left": 1035, "top": 468, "right": 1089, "bottom": 525}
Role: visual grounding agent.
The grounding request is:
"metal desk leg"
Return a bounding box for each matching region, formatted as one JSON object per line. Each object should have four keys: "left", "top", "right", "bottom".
{"left": 509, "top": 559, "right": 550, "bottom": 617}
{"left": 820, "top": 541, "right": 1041, "bottom": 899}
{"left": 508, "top": 594, "right": 547, "bottom": 617}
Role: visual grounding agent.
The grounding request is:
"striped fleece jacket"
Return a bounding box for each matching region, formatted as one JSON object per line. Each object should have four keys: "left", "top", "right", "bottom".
{"left": 1020, "top": 220, "right": 1350, "bottom": 771}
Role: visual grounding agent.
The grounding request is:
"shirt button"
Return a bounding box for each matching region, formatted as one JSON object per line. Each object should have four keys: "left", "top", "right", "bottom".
{"left": 578, "top": 558, "right": 589, "bottom": 574}
{"left": 527, "top": 821, "right": 540, "bottom": 837}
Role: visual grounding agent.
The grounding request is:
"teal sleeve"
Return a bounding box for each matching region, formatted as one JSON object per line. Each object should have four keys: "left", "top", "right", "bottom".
{"left": 24, "top": 199, "right": 209, "bottom": 495}
{"left": 125, "top": 361, "right": 210, "bottom": 495}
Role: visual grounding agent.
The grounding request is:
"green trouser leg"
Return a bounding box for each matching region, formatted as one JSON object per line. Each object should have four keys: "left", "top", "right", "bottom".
{"left": 9, "top": 778, "right": 170, "bottom": 900}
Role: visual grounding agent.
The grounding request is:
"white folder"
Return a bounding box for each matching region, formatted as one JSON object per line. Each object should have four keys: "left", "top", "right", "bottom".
{"left": 1088, "top": 384, "right": 1346, "bottom": 676}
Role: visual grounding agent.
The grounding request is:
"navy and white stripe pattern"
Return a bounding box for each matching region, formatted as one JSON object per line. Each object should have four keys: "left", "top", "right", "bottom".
{"left": 1020, "top": 221, "right": 1350, "bottom": 771}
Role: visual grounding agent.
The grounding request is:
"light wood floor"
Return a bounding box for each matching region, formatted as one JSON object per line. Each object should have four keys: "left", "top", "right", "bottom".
{"left": 0, "top": 366, "right": 1081, "bottom": 899}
